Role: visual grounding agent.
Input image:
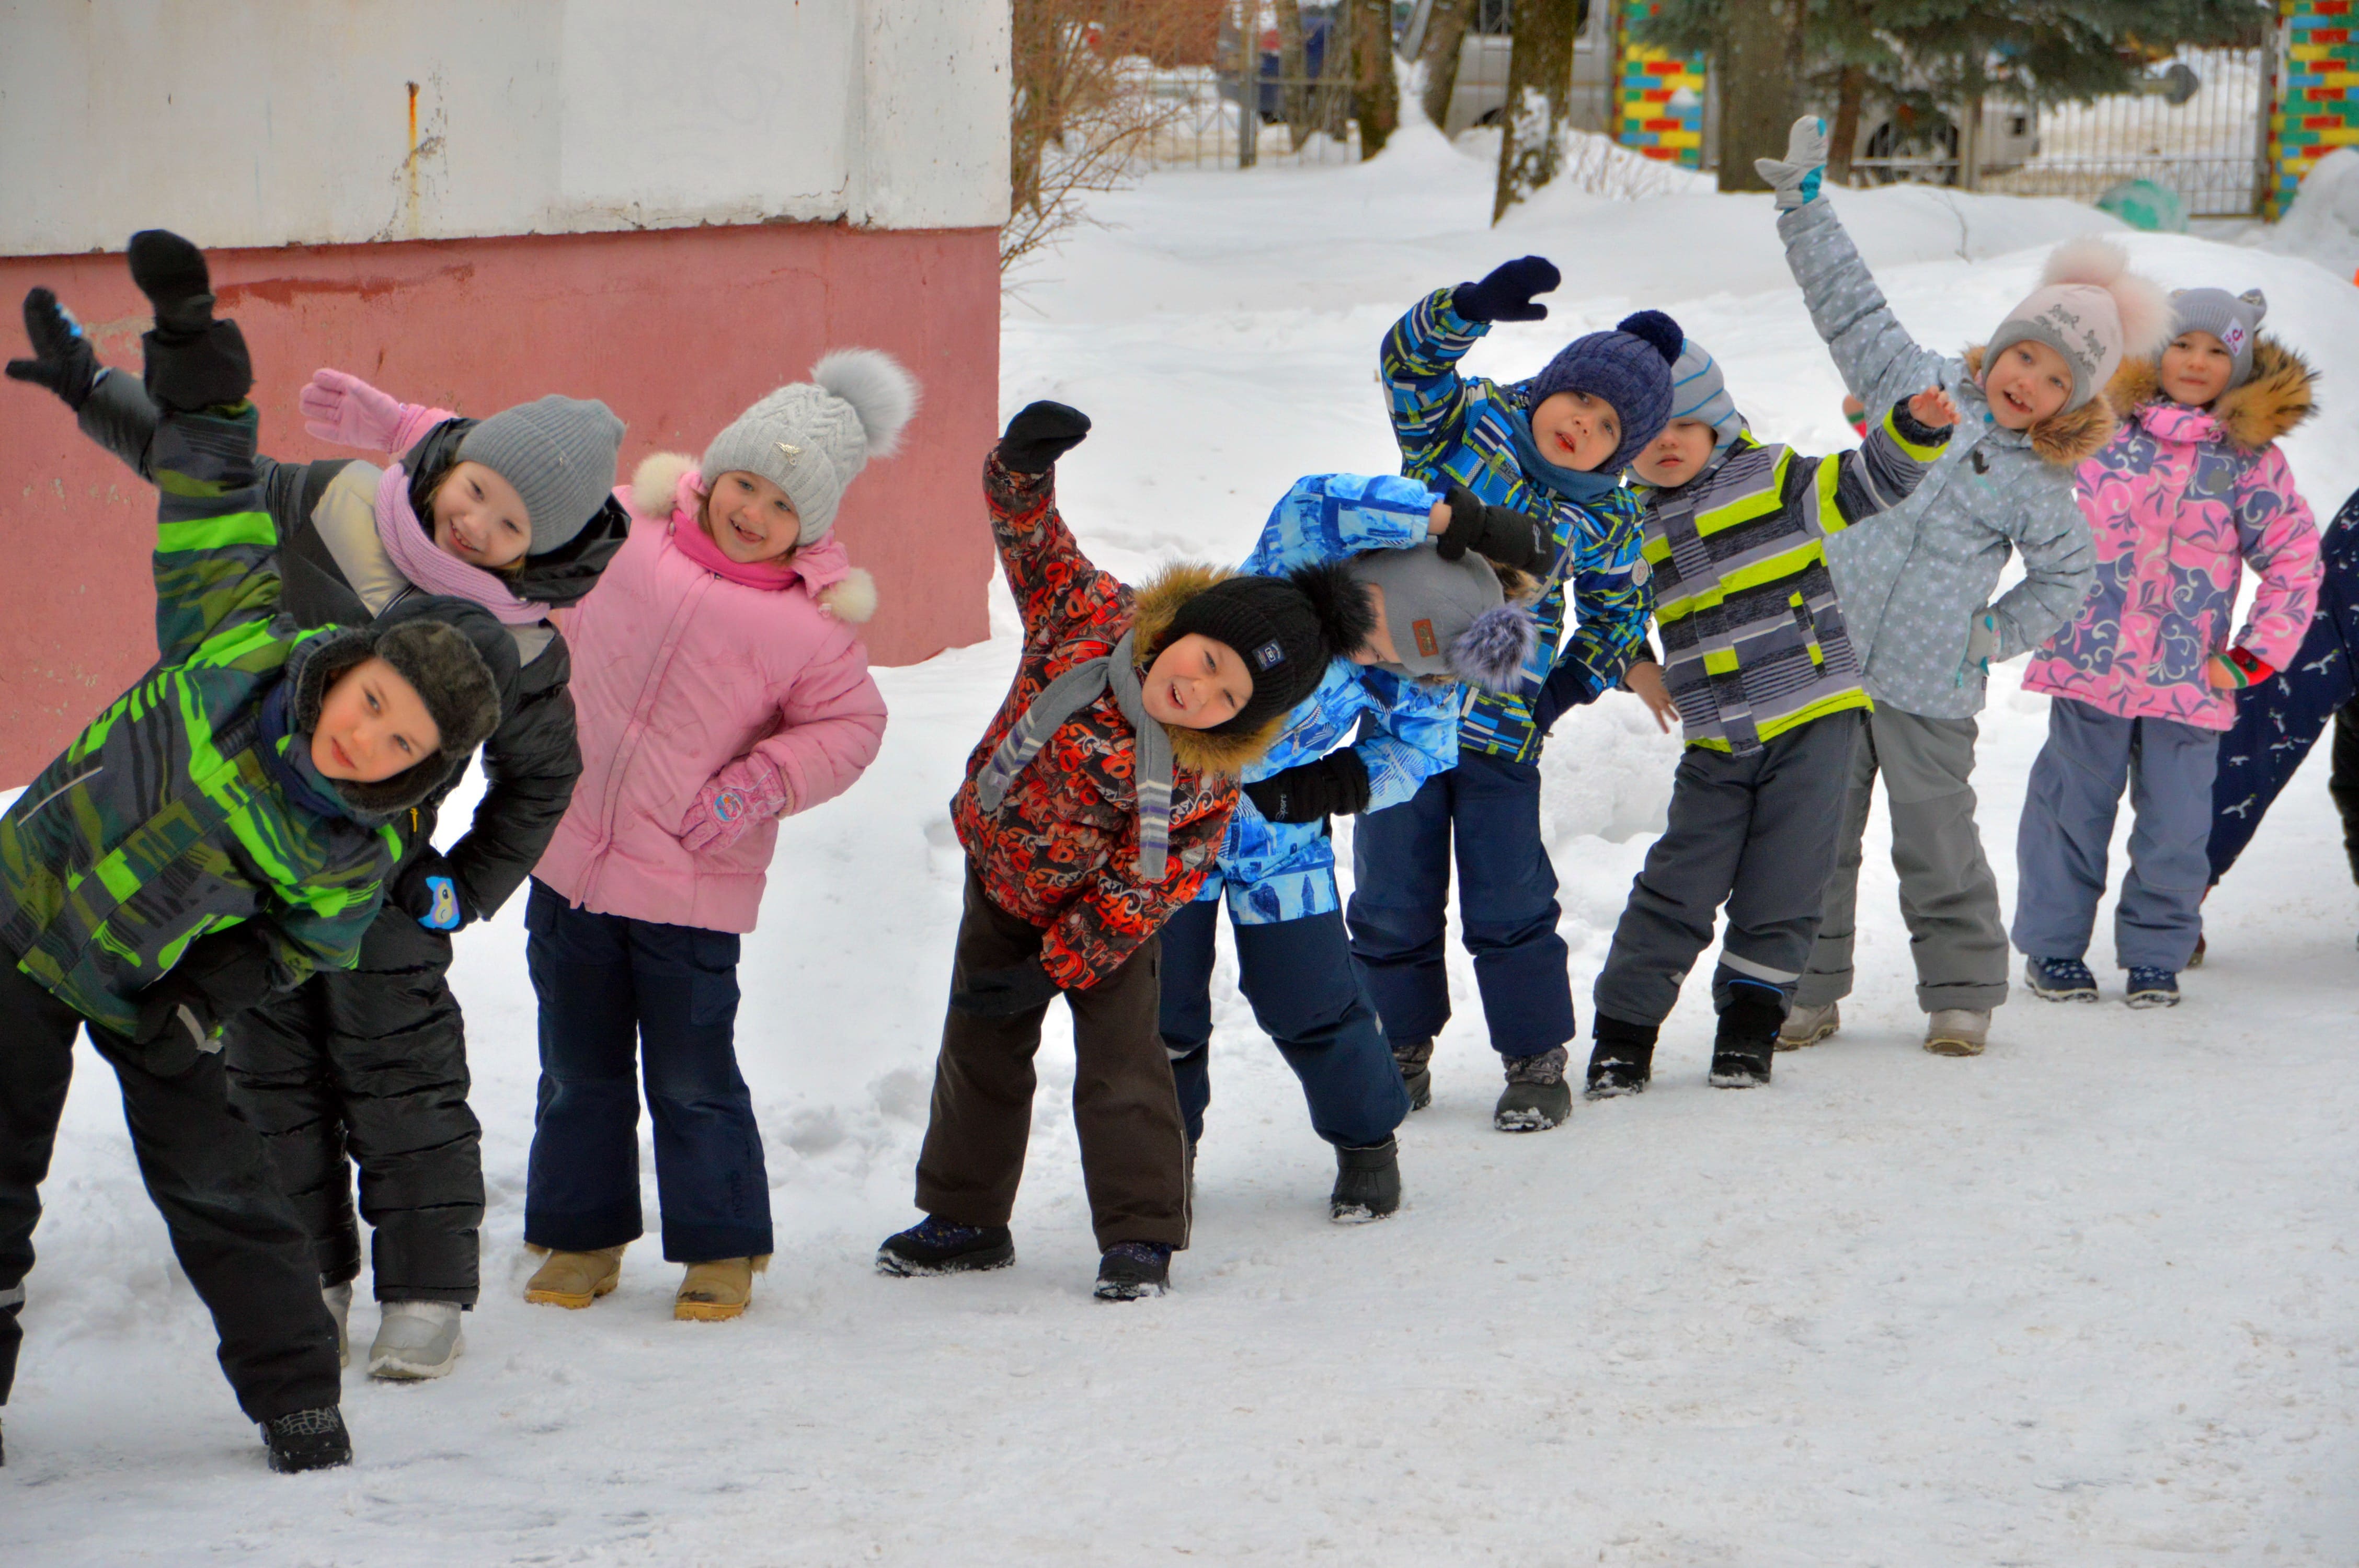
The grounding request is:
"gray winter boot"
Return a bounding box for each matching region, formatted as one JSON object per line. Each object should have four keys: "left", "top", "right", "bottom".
{"left": 1777, "top": 1001, "right": 1840, "bottom": 1051}
{"left": 368, "top": 1300, "right": 465, "bottom": 1381}
{"left": 1922, "top": 1008, "right": 1990, "bottom": 1056}
{"left": 1494, "top": 1046, "right": 1572, "bottom": 1132}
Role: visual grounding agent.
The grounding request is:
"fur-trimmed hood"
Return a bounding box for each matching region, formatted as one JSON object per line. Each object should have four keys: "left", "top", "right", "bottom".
{"left": 1128, "top": 560, "right": 1285, "bottom": 779}
{"left": 2101, "top": 335, "right": 2317, "bottom": 452}
{"left": 1963, "top": 345, "right": 2120, "bottom": 467}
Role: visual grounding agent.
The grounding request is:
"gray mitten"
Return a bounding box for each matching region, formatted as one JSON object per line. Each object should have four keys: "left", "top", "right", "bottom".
{"left": 1754, "top": 116, "right": 1829, "bottom": 212}
{"left": 1964, "top": 609, "right": 2001, "bottom": 676}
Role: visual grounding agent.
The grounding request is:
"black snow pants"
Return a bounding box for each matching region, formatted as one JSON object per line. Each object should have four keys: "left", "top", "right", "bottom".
{"left": 223, "top": 907, "right": 483, "bottom": 1305}
{"left": 0, "top": 954, "right": 341, "bottom": 1422}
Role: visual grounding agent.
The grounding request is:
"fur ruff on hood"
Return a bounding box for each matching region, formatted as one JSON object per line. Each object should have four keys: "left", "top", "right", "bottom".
{"left": 1128, "top": 560, "right": 1286, "bottom": 778}
{"left": 632, "top": 451, "right": 877, "bottom": 624}
{"left": 2101, "top": 335, "right": 2317, "bottom": 452}
{"left": 1963, "top": 345, "right": 2119, "bottom": 467}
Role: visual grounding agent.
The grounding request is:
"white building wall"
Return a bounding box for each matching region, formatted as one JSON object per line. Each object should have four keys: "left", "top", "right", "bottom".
{"left": 0, "top": 0, "right": 1010, "bottom": 257}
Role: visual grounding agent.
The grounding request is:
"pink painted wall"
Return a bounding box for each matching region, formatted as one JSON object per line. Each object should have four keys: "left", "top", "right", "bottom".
{"left": 0, "top": 222, "right": 998, "bottom": 786}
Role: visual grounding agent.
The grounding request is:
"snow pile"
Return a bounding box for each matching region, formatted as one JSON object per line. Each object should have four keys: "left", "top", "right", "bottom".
{"left": 2252, "top": 145, "right": 2359, "bottom": 281}
{"left": 9, "top": 126, "right": 2358, "bottom": 1563}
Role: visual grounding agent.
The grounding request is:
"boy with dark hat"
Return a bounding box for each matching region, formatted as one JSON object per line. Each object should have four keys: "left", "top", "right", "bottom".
{"left": 0, "top": 234, "right": 501, "bottom": 1474}
{"left": 1353, "top": 265, "right": 1682, "bottom": 1132}
{"left": 879, "top": 403, "right": 1374, "bottom": 1301}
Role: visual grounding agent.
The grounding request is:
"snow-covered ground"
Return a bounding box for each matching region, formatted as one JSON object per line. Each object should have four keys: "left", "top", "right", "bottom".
{"left": 9, "top": 127, "right": 2359, "bottom": 1564}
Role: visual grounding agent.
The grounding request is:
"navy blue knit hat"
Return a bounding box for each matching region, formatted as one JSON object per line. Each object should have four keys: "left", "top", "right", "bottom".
{"left": 1528, "top": 309, "right": 1685, "bottom": 474}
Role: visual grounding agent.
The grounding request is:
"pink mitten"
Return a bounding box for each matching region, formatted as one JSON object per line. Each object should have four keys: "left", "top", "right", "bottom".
{"left": 299, "top": 368, "right": 452, "bottom": 454}
{"left": 679, "top": 756, "right": 792, "bottom": 853}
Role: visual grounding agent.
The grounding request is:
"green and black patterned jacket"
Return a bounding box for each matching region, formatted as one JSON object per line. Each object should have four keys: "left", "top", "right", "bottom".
{"left": 0, "top": 403, "right": 402, "bottom": 1039}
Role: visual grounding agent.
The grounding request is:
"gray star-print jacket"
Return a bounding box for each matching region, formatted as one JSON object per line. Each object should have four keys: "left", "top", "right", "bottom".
{"left": 1780, "top": 198, "right": 2110, "bottom": 719}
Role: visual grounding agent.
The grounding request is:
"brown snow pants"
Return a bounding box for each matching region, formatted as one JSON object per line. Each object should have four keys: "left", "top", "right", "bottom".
{"left": 914, "top": 870, "right": 1189, "bottom": 1251}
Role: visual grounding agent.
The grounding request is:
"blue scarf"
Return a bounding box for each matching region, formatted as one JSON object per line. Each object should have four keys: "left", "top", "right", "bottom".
{"left": 1505, "top": 407, "right": 1622, "bottom": 505}
{"left": 257, "top": 682, "right": 361, "bottom": 823}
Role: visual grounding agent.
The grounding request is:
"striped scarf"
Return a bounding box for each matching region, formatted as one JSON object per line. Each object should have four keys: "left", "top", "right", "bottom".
{"left": 972, "top": 628, "right": 1174, "bottom": 880}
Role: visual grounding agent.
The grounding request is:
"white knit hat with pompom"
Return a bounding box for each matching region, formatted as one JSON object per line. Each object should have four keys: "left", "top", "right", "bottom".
{"left": 1986, "top": 237, "right": 2173, "bottom": 413}
{"left": 700, "top": 349, "right": 920, "bottom": 545}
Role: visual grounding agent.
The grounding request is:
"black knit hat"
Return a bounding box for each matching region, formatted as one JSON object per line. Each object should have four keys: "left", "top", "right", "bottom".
{"left": 1162, "top": 560, "right": 1376, "bottom": 735}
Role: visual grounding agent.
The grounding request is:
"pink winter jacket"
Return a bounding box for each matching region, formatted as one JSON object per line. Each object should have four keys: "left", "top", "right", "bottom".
{"left": 534, "top": 456, "right": 888, "bottom": 932}
{"left": 2025, "top": 343, "right": 2323, "bottom": 732}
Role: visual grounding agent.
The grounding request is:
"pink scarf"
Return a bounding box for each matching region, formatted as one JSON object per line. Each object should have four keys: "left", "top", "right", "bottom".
{"left": 373, "top": 463, "right": 551, "bottom": 626}
{"left": 660, "top": 464, "right": 854, "bottom": 594}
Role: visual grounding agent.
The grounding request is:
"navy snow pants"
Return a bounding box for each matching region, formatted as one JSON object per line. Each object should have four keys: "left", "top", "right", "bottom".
{"left": 522, "top": 881, "right": 774, "bottom": 1263}
{"left": 1159, "top": 900, "right": 1410, "bottom": 1150}
{"left": 1345, "top": 749, "right": 1575, "bottom": 1058}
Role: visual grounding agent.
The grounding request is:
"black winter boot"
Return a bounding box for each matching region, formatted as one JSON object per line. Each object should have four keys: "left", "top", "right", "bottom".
{"left": 1391, "top": 1036, "right": 1434, "bottom": 1111}
{"left": 126, "top": 229, "right": 251, "bottom": 412}
{"left": 1330, "top": 1138, "right": 1402, "bottom": 1223}
{"left": 261, "top": 1406, "right": 352, "bottom": 1473}
{"left": 875, "top": 1216, "right": 1015, "bottom": 1276}
{"left": 1585, "top": 1017, "right": 1659, "bottom": 1099}
{"left": 1709, "top": 990, "right": 1784, "bottom": 1088}
{"left": 1094, "top": 1242, "right": 1174, "bottom": 1301}
{"left": 1494, "top": 1046, "right": 1572, "bottom": 1131}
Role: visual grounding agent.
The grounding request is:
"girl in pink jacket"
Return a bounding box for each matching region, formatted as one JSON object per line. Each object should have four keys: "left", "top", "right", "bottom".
{"left": 523, "top": 354, "right": 907, "bottom": 1322}
{"left": 2013, "top": 289, "right": 2321, "bottom": 1009}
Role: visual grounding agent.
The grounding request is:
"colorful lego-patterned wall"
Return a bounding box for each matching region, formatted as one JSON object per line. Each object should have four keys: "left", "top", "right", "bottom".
{"left": 2272, "top": 0, "right": 2359, "bottom": 216}
{"left": 1616, "top": 1, "right": 1707, "bottom": 167}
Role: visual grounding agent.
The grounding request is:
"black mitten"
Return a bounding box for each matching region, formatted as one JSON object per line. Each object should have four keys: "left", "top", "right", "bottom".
{"left": 1451, "top": 256, "right": 1561, "bottom": 325}
{"left": 127, "top": 229, "right": 251, "bottom": 411}
{"left": 1436, "top": 484, "right": 1546, "bottom": 570}
{"left": 1242, "top": 751, "right": 1372, "bottom": 824}
{"left": 5, "top": 288, "right": 104, "bottom": 410}
{"left": 996, "top": 401, "right": 1092, "bottom": 474}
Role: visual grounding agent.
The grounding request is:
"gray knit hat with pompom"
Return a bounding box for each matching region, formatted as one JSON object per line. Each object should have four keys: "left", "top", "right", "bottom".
{"left": 700, "top": 350, "right": 921, "bottom": 545}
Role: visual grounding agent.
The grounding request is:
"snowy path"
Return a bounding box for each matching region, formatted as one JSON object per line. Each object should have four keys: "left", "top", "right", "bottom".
{"left": 7, "top": 132, "right": 2357, "bottom": 1564}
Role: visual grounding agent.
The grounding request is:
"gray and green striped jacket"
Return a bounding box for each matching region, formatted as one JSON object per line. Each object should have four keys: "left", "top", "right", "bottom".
{"left": 1641, "top": 401, "right": 1949, "bottom": 754}
{"left": 0, "top": 403, "right": 400, "bottom": 1039}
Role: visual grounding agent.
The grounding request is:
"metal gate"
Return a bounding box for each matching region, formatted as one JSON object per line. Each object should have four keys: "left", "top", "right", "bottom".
{"left": 1146, "top": 2, "right": 1369, "bottom": 168}
{"left": 1983, "top": 47, "right": 2276, "bottom": 218}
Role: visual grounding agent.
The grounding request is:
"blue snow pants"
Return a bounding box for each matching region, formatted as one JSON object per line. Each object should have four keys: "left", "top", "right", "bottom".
{"left": 2209, "top": 488, "right": 2359, "bottom": 886}
{"left": 2013, "top": 699, "right": 2219, "bottom": 973}
{"left": 522, "top": 881, "right": 774, "bottom": 1263}
{"left": 1159, "top": 901, "right": 1410, "bottom": 1150}
{"left": 1345, "top": 748, "right": 1575, "bottom": 1058}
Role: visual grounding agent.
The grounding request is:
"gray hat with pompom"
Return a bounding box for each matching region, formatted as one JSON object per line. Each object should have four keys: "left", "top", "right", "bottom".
{"left": 701, "top": 350, "right": 921, "bottom": 545}
{"left": 457, "top": 395, "right": 626, "bottom": 555}
{"left": 2170, "top": 287, "right": 2269, "bottom": 391}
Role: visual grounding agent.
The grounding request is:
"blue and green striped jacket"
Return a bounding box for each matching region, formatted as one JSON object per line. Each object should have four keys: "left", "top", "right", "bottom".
{"left": 0, "top": 404, "right": 399, "bottom": 1039}
{"left": 1381, "top": 287, "right": 1653, "bottom": 763}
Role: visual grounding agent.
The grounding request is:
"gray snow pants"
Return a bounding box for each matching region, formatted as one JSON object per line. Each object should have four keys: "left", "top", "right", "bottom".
{"left": 2011, "top": 697, "right": 2219, "bottom": 972}
{"left": 1795, "top": 705, "right": 2011, "bottom": 1013}
{"left": 1594, "top": 710, "right": 1863, "bottom": 1027}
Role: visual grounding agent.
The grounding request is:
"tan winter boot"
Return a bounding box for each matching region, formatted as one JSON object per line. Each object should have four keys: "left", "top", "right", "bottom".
{"left": 523, "top": 1244, "right": 626, "bottom": 1308}
{"left": 674, "top": 1256, "right": 765, "bottom": 1322}
{"left": 1777, "top": 1001, "right": 1839, "bottom": 1051}
{"left": 1923, "top": 1009, "right": 1990, "bottom": 1057}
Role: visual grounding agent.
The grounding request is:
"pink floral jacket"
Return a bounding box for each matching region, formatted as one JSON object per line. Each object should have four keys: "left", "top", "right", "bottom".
{"left": 2026, "top": 341, "right": 2323, "bottom": 732}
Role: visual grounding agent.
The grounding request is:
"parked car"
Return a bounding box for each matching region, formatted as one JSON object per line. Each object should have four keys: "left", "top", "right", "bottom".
{"left": 1843, "top": 98, "right": 2040, "bottom": 184}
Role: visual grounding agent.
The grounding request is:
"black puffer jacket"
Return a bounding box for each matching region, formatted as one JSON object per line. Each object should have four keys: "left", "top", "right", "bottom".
{"left": 78, "top": 373, "right": 628, "bottom": 920}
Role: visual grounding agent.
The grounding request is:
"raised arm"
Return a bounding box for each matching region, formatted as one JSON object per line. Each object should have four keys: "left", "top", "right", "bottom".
{"left": 1382, "top": 257, "right": 1559, "bottom": 479}
{"left": 1776, "top": 181, "right": 1952, "bottom": 412}
{"left": 1806, "top": 391, "right": 1956, "bottom": 541}
{"left": 986, "top": 402, "right": 1124, "bottom": 643}
{"left": 1246, "top": 472, "right": 1438, "bottom": 573}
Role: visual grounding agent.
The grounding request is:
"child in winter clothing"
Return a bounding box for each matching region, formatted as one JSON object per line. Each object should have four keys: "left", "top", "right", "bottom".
{"left": 523, "top": 354, "right": 902, "bottom": 1323}
{"left": 18, "top": 244, "right": 629, "bottom": 1381}
{"left": 1757, "top": 116, "right": 2165, "bottom": 1057}
{"left": 1584, "top": 339, "right": 1957, "bottom": 1096}
{"left": 0, "top": 239, "right": 501, "bottom": 1473}
{"left": 1350, "top": 265, "right": 1679, "bottom": 1133}
{"left": 2205, "top": 482, "right": 2359, "bottom": 918}
{"left": 878, "top": 402, "right": 1370, "bottom": 1301}
{"left": 2013, "top": 288, "right": 2320, "bottom": 1007}
{"left": 1160, "top": 474, "right": 1535, "bottom": 1223}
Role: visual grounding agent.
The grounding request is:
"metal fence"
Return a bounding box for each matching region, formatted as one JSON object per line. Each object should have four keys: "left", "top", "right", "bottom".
{"left": 1142, "top": 2, "right": 1367, "bottom": 168}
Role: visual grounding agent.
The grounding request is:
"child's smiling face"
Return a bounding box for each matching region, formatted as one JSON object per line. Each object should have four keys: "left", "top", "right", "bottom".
{"left": 1982, "top": 339, "right": 2072, "bottom": 429}
{"left": 1631, "top": 419, "right": 1719, "bottom": 488}
{"left": 1141, "top": 633, "right": 1254, "bottom": 730}
{"left": 429, "top": 460, "right": 533, "bottom": 570}
{"left": 702, "top": 469, "right": 802, "bottom": 564}
{"left": 1529, "top": 388, "right": 1621, "bottom": 472}
{"left": 2160, "top": 330, "right": 2235, "bottom": 407}
{"left": 310, "top": 655, "right": 440, "bottom": 783}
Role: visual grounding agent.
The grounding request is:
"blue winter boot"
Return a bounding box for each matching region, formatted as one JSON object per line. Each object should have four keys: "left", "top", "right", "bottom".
{"left": 2124, "top": 966, "right": 2181, "bottom": 1009}
{"left": 2024, "top": 956, "right": 2099, "bottom": 1002}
